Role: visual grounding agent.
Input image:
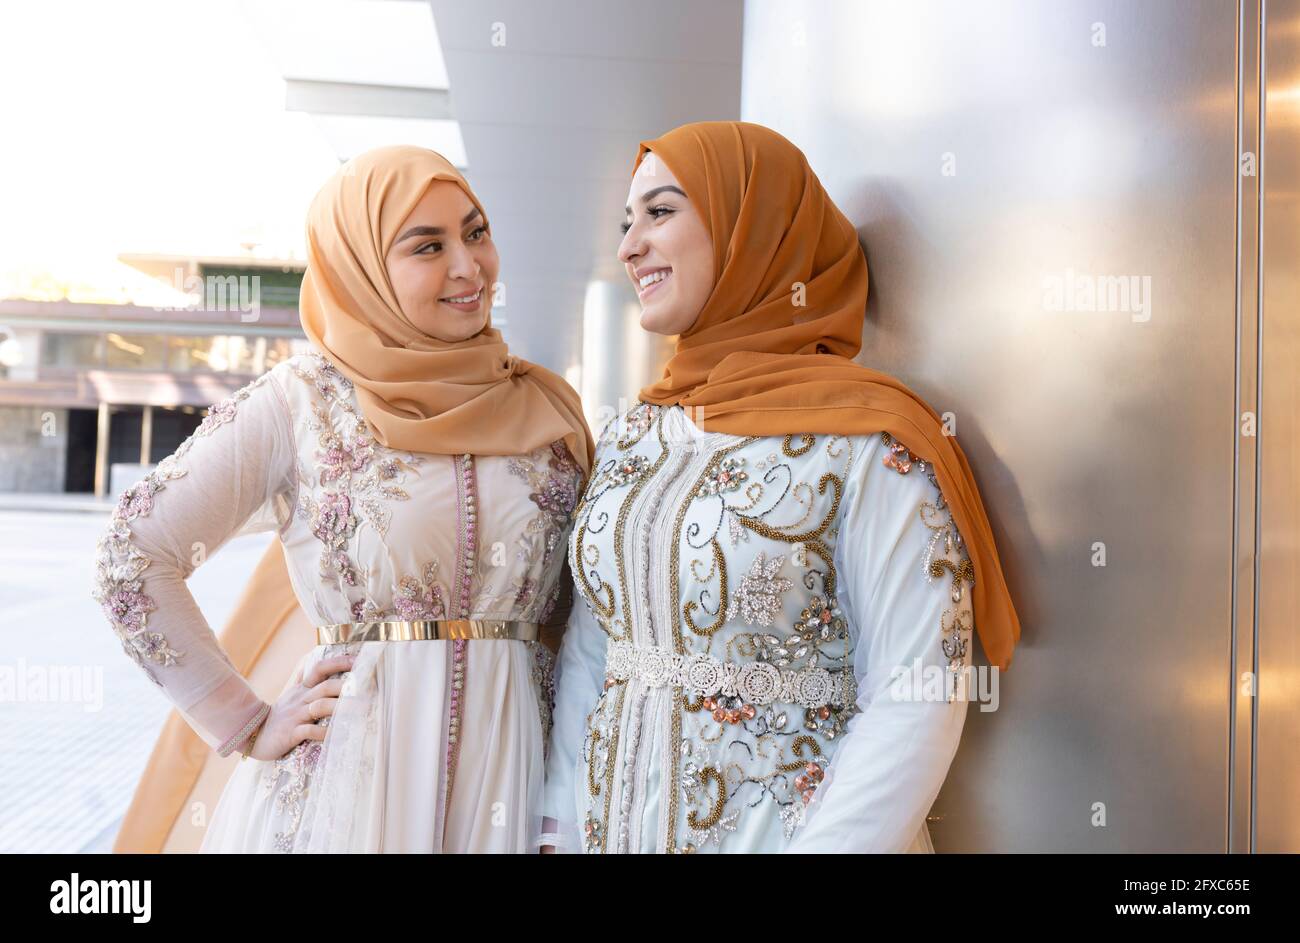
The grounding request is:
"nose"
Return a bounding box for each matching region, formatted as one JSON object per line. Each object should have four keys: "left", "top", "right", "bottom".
{"left": 445, "top": 241, "right": 480, "bottom": 281}
{"left": 618, "top": 222, "right": 643, "bottom": 265}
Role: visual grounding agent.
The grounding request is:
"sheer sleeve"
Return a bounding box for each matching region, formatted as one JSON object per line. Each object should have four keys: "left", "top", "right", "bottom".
{"left": 91, "top": 367, "right": 299, "bottom": 753}
{"left": 537, "top": 592, "right": 608, "bottom": 852}
{"left": 785, "top": 435, "right": 976, "bottom": 853}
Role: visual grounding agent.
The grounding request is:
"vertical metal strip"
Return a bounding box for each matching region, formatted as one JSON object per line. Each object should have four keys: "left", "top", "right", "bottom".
{"left": 1228, "top": 0, "right": 1245, "bottom": 856}
{"left": 1250, "top": 0, "right": 1268, "bottom": 856}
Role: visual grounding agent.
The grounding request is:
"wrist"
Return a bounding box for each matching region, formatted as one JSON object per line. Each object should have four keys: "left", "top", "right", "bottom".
{"left": 217, "top": 701, "right": 271, "bottom": 758}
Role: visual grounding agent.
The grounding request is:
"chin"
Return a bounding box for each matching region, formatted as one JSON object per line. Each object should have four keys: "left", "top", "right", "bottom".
{"left": 639, "top": 304, "right": 680, "bottom": 336}
{"left": 420, "top": 306, "right": 488, "bottom": 342}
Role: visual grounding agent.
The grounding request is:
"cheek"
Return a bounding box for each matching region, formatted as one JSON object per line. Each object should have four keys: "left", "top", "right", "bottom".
{"left": 392, "top": 258, "right": 445, "bottom": 307}
{"left": 681, "top": 242, "right": 714, "bottom": 309}
{"left": 474, "top": 243, "right": 500, "bottom": 286}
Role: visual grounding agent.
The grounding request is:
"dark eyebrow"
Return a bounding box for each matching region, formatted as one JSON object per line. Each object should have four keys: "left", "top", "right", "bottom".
{"left": 395, "top": 207, "right": 483, "bottom": 243}
{"left": 624, "top": 185, "right": 687, "bottom": 215}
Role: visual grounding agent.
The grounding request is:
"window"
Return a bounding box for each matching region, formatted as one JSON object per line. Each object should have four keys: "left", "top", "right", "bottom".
{"left": 41, "top": 333, "right": 106, "bottom": 368}
{"left": 105, "top": 333, "right": 167, "bottom": 370}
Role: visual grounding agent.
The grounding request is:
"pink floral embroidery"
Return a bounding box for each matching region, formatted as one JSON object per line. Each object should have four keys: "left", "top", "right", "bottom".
{"left": 350, "top": 597, "right": 388, "bottom": 621}
{"left": 318, "top": 431, "right": 374, "bottom": 483}
{"left": 104, "top": 581, "right": 155, "bottom": 633}
{"left": 114, "top": 477, "right": 159, "bottom": 521}
{"left": 93, "top": 370, "right": 277, "bottom": 682}
{"left": 539, "top": 582, "right": 562, "bottom": 624}
{"left": 270, "top": 738, "right": 323, "bottom": 852}
{"left": 531, "top": 441, "right": 580, "bottom": 516}
{"left": 506, "top": 440, "right": 584, "bottom": 616}
{"left": 292, "top": 353, "right": 418, "bottom": 607}
{"left": 312, "top": 492, "right": 357, "bottom": 547}
{"left": 394, "top": 561, "right": 448, "bottom": 620}
{"left": 196, "top": 397, "right": 238, "bottom": 436}
{"left": 512, "top": 576, "right": 538, "bottom": 611}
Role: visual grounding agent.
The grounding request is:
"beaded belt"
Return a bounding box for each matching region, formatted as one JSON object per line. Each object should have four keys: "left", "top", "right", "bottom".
{"left": 316, "top": 619, "right": 541, "bottom": 645}
{"left": 604, "top": 639, "right": 856, "bottom": 709}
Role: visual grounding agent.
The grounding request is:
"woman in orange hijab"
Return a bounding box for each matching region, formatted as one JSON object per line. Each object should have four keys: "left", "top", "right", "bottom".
{"left": 97, "top": 145, "right": 593, "bottom": 853}
{"left": 539, "top": 121, "right": 1019, "bottom": 853}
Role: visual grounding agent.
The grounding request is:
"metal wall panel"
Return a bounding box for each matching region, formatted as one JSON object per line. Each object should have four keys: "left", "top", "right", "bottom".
{"left": 741, "top": 0, "right": 1279, "bottom": 851}
{"left": 1257, "top": 0, "right": 1300, "bottom": 855}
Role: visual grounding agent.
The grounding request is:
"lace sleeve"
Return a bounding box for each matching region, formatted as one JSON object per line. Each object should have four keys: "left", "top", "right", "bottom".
{"left": 92, "top": 366, "right": 299, "bottom": 752}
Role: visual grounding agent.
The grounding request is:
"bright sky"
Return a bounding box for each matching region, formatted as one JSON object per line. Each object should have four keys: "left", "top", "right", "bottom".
{"left": 0, "top": 1, "right": 359, "bottom": 301}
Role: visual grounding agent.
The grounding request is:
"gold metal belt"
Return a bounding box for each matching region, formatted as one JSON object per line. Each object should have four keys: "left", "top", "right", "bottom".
{"left": 316, "top": 619, "right": 541, "bottom": 645}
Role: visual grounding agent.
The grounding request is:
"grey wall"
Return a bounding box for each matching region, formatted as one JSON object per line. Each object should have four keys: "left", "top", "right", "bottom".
{"left": 742, "top": 0, "right": 1296, "bottom": 851}
{"left": 0, "top": 406, "right": 66, "bottom": 492}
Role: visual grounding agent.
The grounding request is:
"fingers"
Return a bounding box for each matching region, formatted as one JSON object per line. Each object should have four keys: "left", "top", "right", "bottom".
{"left": 295, "top": 723, "right": 329, "bottom": 743}
{"left": 306, "top": 677, "right": 346, "bottom": 700}
{"left": 302, "top": 696, "right": 338, "bottom": 722}
{"left": 302, "top": 653, "right": 356, "bottom": 688}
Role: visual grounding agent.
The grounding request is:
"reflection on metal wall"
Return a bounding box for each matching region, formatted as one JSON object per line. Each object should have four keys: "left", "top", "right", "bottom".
{"left": 742, "top": 0, "right": 1296, "bottom": 851}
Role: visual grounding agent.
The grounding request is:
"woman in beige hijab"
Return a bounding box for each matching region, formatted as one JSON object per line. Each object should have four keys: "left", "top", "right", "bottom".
{"left": 95, "top": 145, "right": 593, "bottom": 853}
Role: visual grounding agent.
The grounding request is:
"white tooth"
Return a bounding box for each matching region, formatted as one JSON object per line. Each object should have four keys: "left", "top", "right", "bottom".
{"left": 639, "top": 270, "right": 669, "bottom": 288}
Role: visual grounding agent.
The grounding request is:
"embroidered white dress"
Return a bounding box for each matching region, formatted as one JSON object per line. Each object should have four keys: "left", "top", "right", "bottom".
{"left": 92, "top": 349, "right": 583, "bottom": 853}
{"left": 542, "top": 402, "right": 976, "bottom": 853}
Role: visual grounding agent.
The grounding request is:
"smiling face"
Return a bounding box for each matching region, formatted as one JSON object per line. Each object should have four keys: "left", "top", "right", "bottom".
{"left": 617, "top": 154, "right": 715, "bottom": 335}
{"left": 383, "top": 179, "right": 498, "bottom": 342}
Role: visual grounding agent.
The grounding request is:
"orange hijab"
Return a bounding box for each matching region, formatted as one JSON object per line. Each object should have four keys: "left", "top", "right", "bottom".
{"left": 300, "top": 144, "right": 593, "bottom": 477}
{"left": 634, "top": 121, "right": 1020, "bottom": 671}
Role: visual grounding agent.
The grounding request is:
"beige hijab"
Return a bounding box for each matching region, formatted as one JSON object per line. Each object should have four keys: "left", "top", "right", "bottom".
{"left": 300, "top": 144, "right": 594, "bottom": 476}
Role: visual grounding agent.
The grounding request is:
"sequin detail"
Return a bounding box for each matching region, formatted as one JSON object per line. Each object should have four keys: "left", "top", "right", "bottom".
{"left": 392, "top": 560, "right": 447, "bottom": 620}
{"left": 724, "top": 551, "right": 793, "bottom": 627}
{"left": 694, "top": 455, "right": 749, "bottom": 499}
{"left": 880, "top": 431, "right": 928, "bottom": 475}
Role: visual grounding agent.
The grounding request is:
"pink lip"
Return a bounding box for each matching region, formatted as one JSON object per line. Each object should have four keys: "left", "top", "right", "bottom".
{"left": 440, "top": 287, "right": 483, "bottom": 311}
{"left": 637, "top": 269, "right": 672, "bottom": 299}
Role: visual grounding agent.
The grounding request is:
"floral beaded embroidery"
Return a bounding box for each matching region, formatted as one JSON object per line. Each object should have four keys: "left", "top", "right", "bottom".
{"left": 530, "top": 642, "right": 557, "bottom": 761}
{"left": 508, "top": 440, "right": 581, "bottom": 541}
{"left": 91, "top": 371, "right": 278, "bottom": 684}
{"left": 724, "top": 551, "right": 793, "bottom": 627}
{"left": 600, "top": 453, "right": 649, "bottom": 488}
{"left": 615, "top": 401, "right": 657, "bottom": 449}
{"left": 505, "top": 440, "right": 582, "bottom": 616}
{"left": 317, "top": 429, "right": 374, "bottom": 484}
{"left": 291, "top": 354, "right": 420, "bottom": 601}
{"left": 392, "top": 560, "right": 448, "bottom": 620}
{"left": 917, "top": 468, "right": 976, "bottom": 700}
{"left": 256, "top": 639, "right": 363, "bottom": 852}
{"left": 880, "top": 431, "right": 928, "bottom": 475}
{"left": 267, "top": 738, "right": 322, "bottom": 852}
{"left": 694, "top": 455, "right": 749, "bottom": 499}
{"left": 571, "top": 409, "right": 886, "bottom": 853}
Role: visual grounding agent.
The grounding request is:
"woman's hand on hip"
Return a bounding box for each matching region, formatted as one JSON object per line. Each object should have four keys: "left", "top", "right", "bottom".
{"left": 247, "top": 652, "right": 356, "bottom": 761}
